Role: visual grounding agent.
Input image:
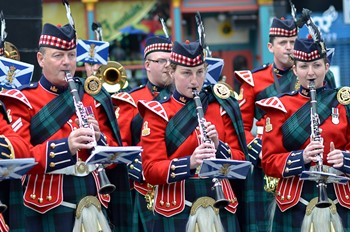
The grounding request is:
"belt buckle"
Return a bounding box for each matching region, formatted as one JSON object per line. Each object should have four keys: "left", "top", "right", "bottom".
{"left": 76, "top": 161, "right": 88, "bottom": 175}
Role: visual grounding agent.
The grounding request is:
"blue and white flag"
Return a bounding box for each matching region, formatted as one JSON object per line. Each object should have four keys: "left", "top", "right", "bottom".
{"left": 204, "top": 57, "right": 224, "bottom": 87}
{"left": 199, "top": 159, "right": 251, "bottom": 179}
{"left": 76, "top": 39, "right": 109, "bottom": 65}
{"left": 86, "top": 145, "right": 142, "bottom": 165}
{"left": 0, "top": 158, "right": 36, "bottom": 181}
{"left": 0, "top": 56, "right": 33, "bottom": 89}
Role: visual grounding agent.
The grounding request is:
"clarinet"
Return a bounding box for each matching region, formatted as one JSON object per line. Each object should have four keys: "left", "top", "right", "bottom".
{"left": 65, "top": 71, "right": 116, "bottom": 194}
{"left": 309, "top": 80, "right": 331, "bottom": 208}
{"left": 192, "top": 88, "right": 229, "bottom": 209}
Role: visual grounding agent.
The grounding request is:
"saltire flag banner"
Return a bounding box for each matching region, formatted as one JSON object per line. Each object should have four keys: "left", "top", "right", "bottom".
{"left": 0, "top": 56, "right": 33, "bottom": 89}
{"left": 199, "top": 159, "right": 251, "bottom": 179}
{"left": 301, "top": 170, "right": 349, "bottom": 185}
{"left": 76, "top": 39, "right": 109, "bottom": 65}
{"left": 0, "top": 158, "right": 36, "bottom": 181}
{"left": 86, "top": 145, "right": 142, "bottom": 165}
{"left": 204, "top": 57, "right": 224, "bottom": 87}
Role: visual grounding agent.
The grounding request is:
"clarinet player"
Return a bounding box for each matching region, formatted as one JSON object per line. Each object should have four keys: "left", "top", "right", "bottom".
{"left": 138, "top": 40, "right": 248, "bottom": 231}
{"left": 257, "top": 36, "right": 350, "bottom": 231}
{"left": 0, "top": 23, "right": 123, "bottom": 231}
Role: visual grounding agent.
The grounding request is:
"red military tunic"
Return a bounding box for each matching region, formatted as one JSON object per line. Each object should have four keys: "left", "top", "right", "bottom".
{"left": 258, "top": 87, "right": 350, "bottom": 212}
{"left": 138, "top": 91, "right": 245, "bottom": 218}
{"left": 0, "top": 77, "right": 118, "bottom": 214}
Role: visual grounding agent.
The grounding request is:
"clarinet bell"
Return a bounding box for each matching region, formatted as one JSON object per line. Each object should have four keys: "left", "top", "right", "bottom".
{"left": 0, "top": 200, "right": 7, "bottom": 213}
{"left": 316, "top": 182, "right": 331, "bottom": 208}
{"left": 97, "top": 165, "right": 116, "bottom": 195}
{"left": 212, "top": 178, "right": 230, "bottom": 209}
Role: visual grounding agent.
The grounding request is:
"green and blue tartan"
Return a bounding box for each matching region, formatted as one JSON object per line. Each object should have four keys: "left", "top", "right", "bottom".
{"left": 150, "top": 178, "right": 241, "bottom": 232}
{"left": 165, "top": 85, "right": 248, "bottom": 158}
{"left": 281, "top": 89, "right": 338, "bottom": 151}
{"left": 271, "top": 181, "right": 350, "bottom": 231}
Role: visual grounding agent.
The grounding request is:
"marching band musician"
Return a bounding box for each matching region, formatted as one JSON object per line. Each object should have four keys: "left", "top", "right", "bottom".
{"left": 138, "top": 40, "right": 247, "bottom": 231}
{"left": 111, "top": 35, "right": 173, "bottom": 231}
{"left": 234, "top": 17, "right": 336, "bottom": 232}
{"left": 257, "top": 37, "right": 350, "bottom": 231}
{"left": 0, "top": 23, "right": 123, "bottom": 231}
{"left": 0, "top": 19, "right": 32, "bottom": 232}
{"left": 0, "top": 100, "right": 30, "bottom": 232}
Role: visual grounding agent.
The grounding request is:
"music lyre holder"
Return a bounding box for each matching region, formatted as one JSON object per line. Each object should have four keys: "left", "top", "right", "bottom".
{"left": 300, "top": 170, "right": 350, "bottom": 207}
{"left": 86, "top": 145, "right": 142, "bottom": 165}
{"left": 0, "top": 158, "right": 37, "bottom": 213}
{"left": 199, "top": 159, "right": 251, "bottom": 209}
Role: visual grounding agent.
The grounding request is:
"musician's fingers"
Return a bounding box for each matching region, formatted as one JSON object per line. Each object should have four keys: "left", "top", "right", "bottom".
{"left": 330, "top": 141, "right": 335, "bottom": 151}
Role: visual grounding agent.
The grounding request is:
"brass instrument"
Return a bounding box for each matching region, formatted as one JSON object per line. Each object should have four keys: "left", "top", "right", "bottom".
{"left": 4, "top": 41, "right": 20, "bottom": 61}
{"left": 192, "top": 88, "right": 230, "bottom": 209}
{"left": 309, "top": 80, "right": 331, "bottom": 208}
{"left": 65, "top": 71, "right": 116, "bottom": 195}
{"left": 85, "top": 61, "right": 128, "bottom": 95}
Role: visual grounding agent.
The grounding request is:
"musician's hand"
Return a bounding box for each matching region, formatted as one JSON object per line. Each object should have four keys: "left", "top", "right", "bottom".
{"left": 190, "top": 143, "right": 216, "bottom": 169}
{"left": 303, "top": 141, "right": 324, "bottom": 164}
{"left": 327, "top": 141, "right": 344, "bottom": 168}
{"left": 87, "top": 116, "right": 101, "bottom": 141}
{"left": 68, "top": 127, "right": 95, "bottom": 155}
{"left": 204, "top": 121, "right": 219, "bottom": 149}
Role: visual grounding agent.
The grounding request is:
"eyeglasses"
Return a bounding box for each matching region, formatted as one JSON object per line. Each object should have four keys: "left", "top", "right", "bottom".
{"left": 147, "top": 59, "right": 170, "bottom": 65}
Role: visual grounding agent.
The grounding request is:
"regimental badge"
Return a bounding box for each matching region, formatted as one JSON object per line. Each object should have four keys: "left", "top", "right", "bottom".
{"left": 6, "top": 66, "right": 16, "bottom": 84}
{"left": 84, "top": 75, "right": 102, "bottom": 95}
{"left": 7, "top": 109, "right": 12, "bottom": 123}
{"left": 219, "top": 163, "right": 231, "bottom": 176}
{"left": 332, "top": 107, "right": 339, "bottom": 125}
{"left": 152, "top": 85, "right": 158, "bottom": 92}
{"left": 337, "top": 87, "right": 350, "bottom": 105}
{"left": 88, "top": 43, "right": 96, "bottom": 59}
{"left": 237, "top": 88, "right": 243, "bottom": 101}
{"left": 115, "top": 107, "right": 120, "bottom": 119}
{"left": 213, "top": 83, "right": 230, "bottom": 99}
{"left": 265, "top": 117, "right": 272, "bottom": 132}
{"left": 50, "top": 86, "right": 58, "bottom": 93}
{"left": 179, "top": 96, "right": 187, "bottom": 103}
{"left": 142, "top": 121, "right": 151, "bottom": 136}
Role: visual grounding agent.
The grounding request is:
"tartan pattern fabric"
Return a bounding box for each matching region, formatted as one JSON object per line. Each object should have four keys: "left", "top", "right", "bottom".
{"left": 165, "top": 90, "right": 209, "bottom": 156}
{"left": 255, "top": 70, "right": 295, "bottom": 120}
{"left": 39, "top": 35, "right": 76, "bottom": 50}
{"left": 269, "top": 27, "right": 297, "bottom": 37}
{"left": 293, "top": 49, "right": 321, "bottom": 61}
{"left": 170, "top": 53, "right": 203, "bottom": 67}
{"left": 23, "top": 174, "right": 116, "bottom": 231}
{"left": 144, "top": 43, "right": 172, "bottom": 58}
{"left": 30, "top": 87, "right": 76, "bottom": 145}
{"left": 0, "top": 47, "right": 4, "bottom": 56}
{"left": 282, "top": 89, "right": 337, "bottom": 151}
{"left": 147, "top": 178, "right": 241, "bottom": 232}
{"left": 271, "top": 181, "right": 350, "bottom": 231}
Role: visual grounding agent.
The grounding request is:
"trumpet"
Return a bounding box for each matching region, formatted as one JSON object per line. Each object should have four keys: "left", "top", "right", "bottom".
{"left": 192, "top": 88, "right": 230, "bottom": 209}
{"left": 4, "top": 41, "right": 20, "bottom": 61}
{"left": 85, "top": 61, "right": 128, "bottom": 95}
{"left": 65, "top": 71, "right": 116, "bottom": 195}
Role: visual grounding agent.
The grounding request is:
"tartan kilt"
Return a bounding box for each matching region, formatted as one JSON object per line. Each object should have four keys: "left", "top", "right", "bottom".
{"left": 150, "top": 178, "right": 241, "bottom": 232}
{"left": 133, "top": 191, "right": 156, "bottom": 232}
{"left": 24, "top": 174, "right": 114, "bottom": 232}
{"left": 272, "top": 181, "right": 350, "bottom": 231}
{"left": 106, "top": 164, "right": 133, "bottom": 232}
{"left": 233, "top": 167, "right": 274, "bottom": 232}
{"left": 0, "top": 180, "right": 26, "bottom": 232}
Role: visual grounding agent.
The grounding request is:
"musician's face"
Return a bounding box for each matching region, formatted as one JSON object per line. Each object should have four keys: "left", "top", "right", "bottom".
{"left": 37, "top": 47, "right": 77, "bottom": 86}
{"left": 268, "top": 36, "right": 297, "bottom": 70}
{"left": 172, "top": 64, "right": 206, "bottom": 98}
{"left": 145, "top": 51, "right": 172, "bottom": 87}
{"left": 293, "top": 58, "right": 329, "bottom": 89}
